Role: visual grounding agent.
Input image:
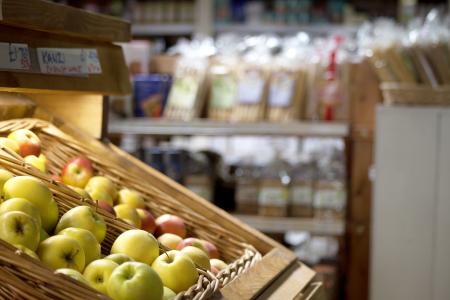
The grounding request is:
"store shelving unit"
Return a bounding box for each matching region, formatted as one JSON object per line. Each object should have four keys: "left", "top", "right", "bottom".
{"left": 215, "top": 23, "right": 358, "bottom": 36}
{"left": 132, "top": 24, "right": 194, "bottom": 36}
{"left": 109, "top": 118, "right": 349, "bottom": 137}
{"left": 233, "top": 214, "right": 345, "bottom": 235}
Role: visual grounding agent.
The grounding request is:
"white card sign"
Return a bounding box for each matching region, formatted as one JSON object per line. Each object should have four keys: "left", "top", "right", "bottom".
{"left": 37, "top": 48, "right": 88, "bottom": 75}
{"left": 0, "top": 43, "right": 31, "bottom": 71}
{"left": 85, "top": 49, "right": 102, "bottom": 74}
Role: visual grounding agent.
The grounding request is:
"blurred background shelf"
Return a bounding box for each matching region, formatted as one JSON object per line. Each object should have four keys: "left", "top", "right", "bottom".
{"left": 132, "top": 24, "right": 194, "bottom": 36}
{"left": 109, "top": 119, "right": 349, "bottom": 137}
{"left": 215, "top": 23, "right": 358, "bottom": 36}
{"left": 232, "top": 214, "right": 345, "bottom": 235}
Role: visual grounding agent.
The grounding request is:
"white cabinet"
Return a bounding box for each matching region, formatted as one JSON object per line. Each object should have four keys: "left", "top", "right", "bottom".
{"left": 370, "top": 106, "right": 450, "bottom": 300}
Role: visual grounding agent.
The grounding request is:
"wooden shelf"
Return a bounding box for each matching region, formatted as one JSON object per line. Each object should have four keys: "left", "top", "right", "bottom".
{"left": 215, "top": 23, "right": 358, "bottom": 35}
{"left": 132, "top": 24, "right": 194, "bottom": 36}
{"left": 108, "top": 118, "right": 349, "bottom": 137}
{"left": 232, "top": 214, "right": 345, "bottom": 235}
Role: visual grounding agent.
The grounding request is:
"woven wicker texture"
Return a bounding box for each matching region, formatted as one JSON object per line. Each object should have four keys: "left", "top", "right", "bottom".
{"left": 0, "top": 146, "right": 218, "bottom": 300}
{"left": 0, "top": 118, "right": 262, "bottom": 290}
{"left": 381, "top": 83, "right": 450, "bottom": 106}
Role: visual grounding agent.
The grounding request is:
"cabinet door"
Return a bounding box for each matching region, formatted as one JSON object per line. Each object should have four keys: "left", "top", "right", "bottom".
{"left": 434, "top": 112, "right": 450, "bottom": 299}
{"left": 371, "top": 107, "right": 440, "bottom": 300}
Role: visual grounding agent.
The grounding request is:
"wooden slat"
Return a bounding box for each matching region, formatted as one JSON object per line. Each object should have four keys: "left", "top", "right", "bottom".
{"left": 0, "top": 0, "right": 130, "bottom": 42}
{"left": 0, "top": 24, "right": 131, "bottom": 95}
{"left": 27, "top": 94, "right": 105, "bottom": 139}
{"left": 220, "top": 248, "right": 299, "bottom": 299}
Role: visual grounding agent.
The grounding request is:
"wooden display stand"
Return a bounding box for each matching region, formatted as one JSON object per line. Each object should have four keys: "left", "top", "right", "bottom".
{"left": 0, "top": 1, "right": 321, "bottom": 299}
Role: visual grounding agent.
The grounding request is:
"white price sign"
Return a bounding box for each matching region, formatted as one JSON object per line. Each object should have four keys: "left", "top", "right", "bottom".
{"left": 86, "top": 49, "right": 102, "bottom": 74}
{"left": 37, "top": 48, "right": 88, "bottom": 75}
{"left": 0, "top": 43, "right": 31, "bottom": 71}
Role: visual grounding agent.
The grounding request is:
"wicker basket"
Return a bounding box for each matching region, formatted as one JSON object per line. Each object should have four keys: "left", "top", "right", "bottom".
{"left": 0, "top": 118, "right": 262, "bottom": 289}
{"left": 0, "top": 148, "right": 218, "bottom": 300}
{"left": 381, "top": 83, "right": 450, "bottom": 106}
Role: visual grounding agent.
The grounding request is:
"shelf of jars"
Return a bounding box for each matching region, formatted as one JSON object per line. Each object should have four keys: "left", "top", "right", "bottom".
{"left": 232, "top": 214, "right": 345, "bottom": 235}
{"left": 108, "top": 118, "right": 349, "bottom": 137}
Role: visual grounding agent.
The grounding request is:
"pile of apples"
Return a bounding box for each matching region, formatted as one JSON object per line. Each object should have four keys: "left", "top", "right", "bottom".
{"left": 0, "top": 129, "right": 229, "bottom": 299}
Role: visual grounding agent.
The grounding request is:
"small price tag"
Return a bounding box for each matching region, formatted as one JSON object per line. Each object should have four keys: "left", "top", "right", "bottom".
{"left": 37, "top": 48, "right": 88, "bottom": 75}
{"left": 85, "top": 49, "right": 102, "bottom": 74}
{"left": 0, "top": 43, "right": 31, "bottom": 71}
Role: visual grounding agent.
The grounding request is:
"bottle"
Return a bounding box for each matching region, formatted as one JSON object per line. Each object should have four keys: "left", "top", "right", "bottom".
{"left": 258, "top": 152, "right": 291, "bottom": 217}
{"left": 234, "top": 158, "right": 260, "bottom": 214}
{"left": 290, "top": 155, "right": 317, "bottom": 217}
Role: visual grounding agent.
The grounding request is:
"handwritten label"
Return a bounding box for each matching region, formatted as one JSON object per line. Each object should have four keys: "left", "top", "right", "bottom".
{"left": 0, "top": 43, "right": 31, "bottom": 71}
{"left": 85, "top": 49, "right": 102, "bottom": 74}
{"left": 37, "top": 48, "right": 88, "bottom": 75}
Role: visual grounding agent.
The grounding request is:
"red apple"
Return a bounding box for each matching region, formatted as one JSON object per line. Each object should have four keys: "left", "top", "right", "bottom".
{"left": 61, "top": 156, "right": 93, "bottom": 188}
{"left": 136, "top": 209, "right": 156, "bottom": 233}
{"left": 97, "top": 200, "right": 116, "bottom": 216}
{"left": 7, "top": 129, "right": 41, "bottom": 157}
{"left": 201, "top": 240, "right": 220, "bottom": 259}
{"left": 176, "top": 237, "right": 208, "bottom": 255}
{"left": 155, "top": 214, "right": 186, "bottom": 238}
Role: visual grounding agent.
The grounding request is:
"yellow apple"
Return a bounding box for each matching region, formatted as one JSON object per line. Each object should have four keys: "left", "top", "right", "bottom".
{"left": 37, "top": 235, "right": 85, "bottom": 272}
{"left": 157, "top": 233, "right": 182, "bottom": 250}
{"left": 7, "top": 129, "right": 41, "bottom": 157}
{"left": 117, "top": 189, "right": 145, "bottom": 209}
{"left": 0, "top": 197, "right": 42, "bottom": 228}
{"left": 88, "top": 188, "right": 114, "bottom": 206}
{"left": 0, "top": 211, "right": 40, "bottom": 251}
{"left": 163, "top": 286, "right": 176, "bottom": 300}
{"left": 180, "top": 246, "right": 210, "bottom": 270}
{"left": 85, "top": 176, "right": 117, "bottom": 201}
{"left": 210, "top": 258, "right": 227, "bottom": 272}
{"left": 55, "top": 205, "right": 106, "bottom": 243}
{"left": 14, "top": 244, "right": 39, "bottom": 260}
{"left": 55, "top": 268, "right": 90, "bottom": 285}
{"left": 83, "top": 259, "right": 119, "bottom": 294}
{"left": 3, "top": 176, "right": 58, "bottom": 232}
{"left": 107, "top": 262, "right": 163, "bottom": 300}
{"left": 39, "top": 227, "right": 49, "bottom": 242}
{"left": 0, "top": 169, "right": 13, "bottom": 199}
{"left": 24, "top": 154, "right": 47, "bottom": 173}
{"left": 0, "top": 137, "right": 19, "bottom": 154}
{"left": 111, "top": 229, "right": 159, "bottom": 265}
{"left": 104, "top": 253, "right": 134, "bottom": 265}
{"left": 58, "top": 227, "right": 101, "bottom": 265}
{"left": 151, "top": 250, "right": 199, "bottom": 293}
{"left": 114, "top": 204, "right": 141, "bottom": 228}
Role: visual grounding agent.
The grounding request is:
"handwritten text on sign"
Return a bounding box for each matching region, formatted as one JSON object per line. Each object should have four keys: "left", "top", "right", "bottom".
{"left": 37, "top": 48, "right": 102, "bottom": 75}
{"left": 0, "top": 43, "right": 31, "bottom": 71}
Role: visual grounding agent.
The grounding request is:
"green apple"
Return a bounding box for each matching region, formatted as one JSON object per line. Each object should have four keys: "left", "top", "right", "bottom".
{"left": 61, "top": 156, "right": 94, "bottom": 188}
{"left": 40, "top": 227, "right": 49, "bottom": 242}
{"left": 14, "top": 244, "right": 39, "bottom": 260}
{"left": 104, "top": 253, "right": 134, "bottom": 265}
{"left": 163, "top": 286, "right": 176, "bottom": 300}
{"left": 3, "top": 176, "right": 58, "bottom": 232}
{"left": 117, "top": 189, "right": 145, "bottom": 209}
{"left": 151, "top": 250, "right": 199, "bottom": 293}
{"left": 24, "top": 154, "right": 47, "bottom": 173}
{"left": 0, "top": 211, "right": 40, "bottom": 251}
{"left": 83, "top": 259, "right": 119, "bottom": 294}
{"left": 180, "top": 246, "right": 210, "bottom": 270}
{"left": 88, "top": 188, "right": 114, "bottom": 206}
{"left": 85, "top": 176, "right": 117, "bottom": 201}
{"left": 111, "top": 229, "right": 159, "bottom": 265}
{"left": 55, "top": 206, "right": 106, "bottom": 243}
{"left": 55, "top": 268, "right": 90, "bottom": 285}
{"left": 58, "top": 227, "right": 101, "bottom": 265}
{"left": 157, "top": 233, "right": 182, "bottom": 250}
{"left": 107, "top": 261, "right": 163, "bottom": 300}
{"left": 7, "top": 129, "right": 41, "bottom": 157}
{"left": 0, "top": 137, "right": 19, "bottom": 154}
{"left": 0, "top": 169, "right": 13, "bottom": 198}
{"left": 0, "top": 197, "right": 42, "bottom": 228}
{"left": 210, "top": 259, "right": 227, "bottom": 272}
{"left": 37, "top": 235, "right": 85, "bottom": 272}
{"left": 113, "top": 204, "right": 141, "bottom": 228}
